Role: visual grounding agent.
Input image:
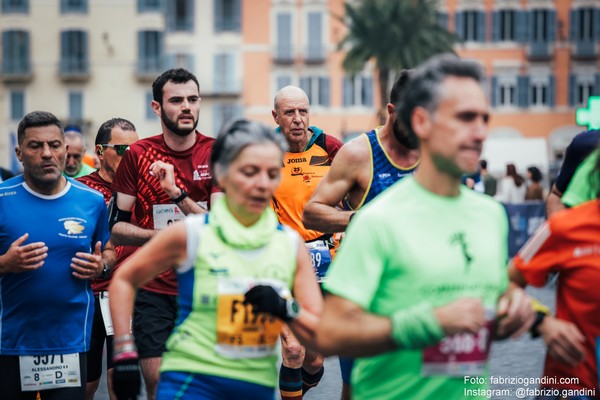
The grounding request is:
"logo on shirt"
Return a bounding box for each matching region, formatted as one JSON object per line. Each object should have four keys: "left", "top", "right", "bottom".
{"left": 287, "top": 158, "right": 307, "bottom": 164}
{"left": 309, "top": 155, "right": 330, "bottom": 166}
{"left": 194, "top": 164, "right": 211, "bottom": 181}
{"left": 291, "top": 167, "right": 303, "bottom": 176}
{"left": 449, "top": 232, "right": 473, "bottom": 272}
{"left": 59, "top": 217, "right": 88, "bottom": 238}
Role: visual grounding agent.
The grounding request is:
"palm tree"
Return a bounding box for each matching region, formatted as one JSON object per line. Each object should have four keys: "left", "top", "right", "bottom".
{"left": 339, "top": 0, "right": 458, "bottom": 123}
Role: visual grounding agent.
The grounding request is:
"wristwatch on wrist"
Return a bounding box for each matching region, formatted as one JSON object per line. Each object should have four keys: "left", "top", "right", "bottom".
{"left": 170, "top": 188, "right": 188, "bottom": 204}
{"left": 285, "top": 298, "right": 301, "bottom": 321}
{"left": 530, "top": 311, "right": 547, "bottom": 338}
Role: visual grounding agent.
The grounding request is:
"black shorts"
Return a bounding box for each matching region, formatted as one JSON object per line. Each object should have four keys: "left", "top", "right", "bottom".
{"left": 0, "top": 353, "right": 87, "bottom": 400}
{"left": 87, "top": 293, "right": 114, "bottom": 382}
{"left": 133, "top": 288, "right": 178, "bottom": 359}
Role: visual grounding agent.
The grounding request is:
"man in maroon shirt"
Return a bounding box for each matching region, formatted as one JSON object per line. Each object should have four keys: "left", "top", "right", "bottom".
{"left": 77, "top": 117, "right": 139, "bottom": 400}
{"left": 110, "top": 68, "right": 219, "bottom": 399}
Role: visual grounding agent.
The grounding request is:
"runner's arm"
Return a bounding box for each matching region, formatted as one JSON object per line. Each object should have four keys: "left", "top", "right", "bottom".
{"left": 110, "top": 192, "right": 156, "bottom": 246}
{"left": 286, "top": 237, "right": 323, "bottom": 349}
{"left": 109, "top": 221, "right": 188, "bottom": 340}
{"left": 545, "top": 184, "right": 565, "bottom": 218}
{"left": 303, "top": 144, "right": 362, "bottom": 232}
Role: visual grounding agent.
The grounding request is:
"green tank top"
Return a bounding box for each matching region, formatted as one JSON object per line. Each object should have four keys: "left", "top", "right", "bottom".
{"left": 160, "top": 214, "right": 298, "bottom": 388}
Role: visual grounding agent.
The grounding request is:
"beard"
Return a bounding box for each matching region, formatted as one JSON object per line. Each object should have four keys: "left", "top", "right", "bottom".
{"left": 162, "top": 108, "right": 198, "bottom": 137}
{"left": 392, "top": 117, "right": 419, "bottom": 150}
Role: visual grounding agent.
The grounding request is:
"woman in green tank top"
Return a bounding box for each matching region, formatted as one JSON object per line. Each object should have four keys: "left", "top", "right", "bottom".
{"left": 108, "top": 119, "right": 323, "bottom": 400}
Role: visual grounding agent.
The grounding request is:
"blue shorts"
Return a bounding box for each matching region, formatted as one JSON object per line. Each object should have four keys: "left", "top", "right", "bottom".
{"left": 157, "top": 371, "right": 275, "bottom": 400}
{"left": 339, "top": 357, "right": 354, "bottom": 384}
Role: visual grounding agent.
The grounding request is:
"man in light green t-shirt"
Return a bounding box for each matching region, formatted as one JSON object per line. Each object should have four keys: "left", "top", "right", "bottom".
{"left": 561, "top": 148, "right": 600, "bottom": 208}
{"left": 316, "top": 54, "right": 534, "bottom": 400}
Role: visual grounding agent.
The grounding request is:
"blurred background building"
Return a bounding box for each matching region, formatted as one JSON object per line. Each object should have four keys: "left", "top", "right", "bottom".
{"left": 1, "top": 0, "right": 598, "bottom": 176}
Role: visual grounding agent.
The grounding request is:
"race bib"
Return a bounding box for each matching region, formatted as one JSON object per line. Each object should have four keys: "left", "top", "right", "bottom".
{"left": 215, "top": 278, "right": 287, "bottom": 359}
{"left": 422, "top": 315, "right": 495, "bottom": 376}
{"left": 99, "top": 291, "right": 114, "bottom": 336}
{"left": 153, "top": 201, "right": 207, "bottom": 229}
{"left": 19, "top": 353, "right": 80, "bottom": 391}
{"left": 305, "top": 240, "right": 332, "bottom": 282}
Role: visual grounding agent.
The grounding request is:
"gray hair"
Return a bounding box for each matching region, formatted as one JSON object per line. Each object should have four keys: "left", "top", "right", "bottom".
{"left": 17, "top": 111, "right": 63, "bottom": 145}
{"left": 64, "top": 130, "right": 86, "bottom": 151}
{"left": 397, "top": 53, "right": 485, "bottom": 144}
{"left": 210, "top": 118, "right": 288, "bottom": 182}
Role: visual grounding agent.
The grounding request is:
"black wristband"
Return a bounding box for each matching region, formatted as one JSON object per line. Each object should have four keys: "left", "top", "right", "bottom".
{"left": 530, "top": 311, "right": 547, "bottom": 338}
{"left": 171, "top": 188, "right": 188, "bottom": 204}
{"left": 99, "top": 261, "right": 110, "bottom": 280}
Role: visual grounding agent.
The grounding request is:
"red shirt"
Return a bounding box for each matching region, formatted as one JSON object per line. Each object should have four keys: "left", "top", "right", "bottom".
{"left": 77, "top": 171, "right": 136, "bottom": 293}
{"left": 112, "top": 132, "right": 215, "bottom": 295}
{"left": 513, "top": 199, "right": 600, "bottom": 394}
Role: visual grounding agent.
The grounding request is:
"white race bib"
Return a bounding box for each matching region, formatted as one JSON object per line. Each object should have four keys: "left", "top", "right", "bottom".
{"left": 19, "top": 353, "right": 80, "bottom": 391}
{"left": 153, "top": 201, "right": 207, "bottom": 229}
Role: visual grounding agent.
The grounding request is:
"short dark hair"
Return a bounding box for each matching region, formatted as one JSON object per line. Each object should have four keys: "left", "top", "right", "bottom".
{"left": 152, "top": 68, "right": 200, "bottom": 105}
{"left": 95, "top": 118, "right": 137, "bottom": 145}
{"left": 389, "top": 70, "right": 412, "bottom": 105}
{"left": 17, "top": 111, "right": 63, "bottom": 145}
{"left": 527, "top": 166, "right": 542, "bottom": 182}
{"left": 397, "top": 53, "right": 485, "bottom": 146}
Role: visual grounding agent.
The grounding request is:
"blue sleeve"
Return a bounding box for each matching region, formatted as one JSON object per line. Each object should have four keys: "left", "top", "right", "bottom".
{"left": 94, "top": 200, "right": 110, "bottom": 249}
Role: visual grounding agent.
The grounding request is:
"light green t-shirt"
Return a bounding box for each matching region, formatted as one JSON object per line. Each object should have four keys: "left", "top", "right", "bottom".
{"left": 561, "top": 149, "right": 600, "bottom": 208}
{"left": 324, "top": 177, "right": 509, "bottom": 400}
{"left": 64, "top": 162, "right": 95, "bottom": 179}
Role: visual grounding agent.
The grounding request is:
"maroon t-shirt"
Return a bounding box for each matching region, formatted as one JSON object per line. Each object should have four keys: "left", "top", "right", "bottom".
{"left": 112, "top": 132, "right": 215, "bottom": 295}
{"left": 77, "top": 171, "right": 136, "bottom": 294}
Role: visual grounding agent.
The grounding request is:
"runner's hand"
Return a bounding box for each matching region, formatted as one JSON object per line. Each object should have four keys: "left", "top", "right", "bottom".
{"left": 113, "top": 357, "right": 141, "bottom": 400}
{"left": 539, "top": 316, "right": 585, "bottom": 367}
{"left": 0, "top": 233, "right": 47, "bottom": 273}
{"left": 434, "top": 297, "right": 485, "bottom": 335}
{"left": 245, "top": 285, "right": 291, "bottom": 321}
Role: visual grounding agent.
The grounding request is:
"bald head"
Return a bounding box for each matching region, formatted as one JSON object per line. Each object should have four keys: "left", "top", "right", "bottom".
{"left": 273, "top": 86, "right": 310, "bottom": 111}
{"left": 64, "top": 131, "right": 86, "bottom": 177}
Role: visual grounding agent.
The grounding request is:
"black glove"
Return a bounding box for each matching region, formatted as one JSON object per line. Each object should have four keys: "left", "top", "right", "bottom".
{"left": 112, "top": 357, "right": 141, "bottom": 400}
{"left": 244, "top": 285, "right": 299, "bottom": 322}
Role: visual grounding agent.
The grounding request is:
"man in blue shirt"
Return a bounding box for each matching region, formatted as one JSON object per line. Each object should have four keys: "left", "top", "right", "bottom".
{"left": 0, "top": 111, "right": 114, "bottom": 400}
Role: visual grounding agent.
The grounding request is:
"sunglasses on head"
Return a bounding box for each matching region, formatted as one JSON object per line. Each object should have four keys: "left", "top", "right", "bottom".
{"left": 101, "top": 144, "right": 130, "bottom": 156}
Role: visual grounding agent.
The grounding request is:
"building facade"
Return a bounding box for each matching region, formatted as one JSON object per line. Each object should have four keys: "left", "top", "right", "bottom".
{"left": 1, "top": 0, "right": 599, "bottom": 170}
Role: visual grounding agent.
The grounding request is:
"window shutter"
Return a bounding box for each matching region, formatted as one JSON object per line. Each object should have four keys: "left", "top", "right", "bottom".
{"left": 307, "top": 12, "right": 322, "bottom": 59}
{"left": 342, "top": 77, "right": 353, "bottom": 107}
{"left": 595, "top": 9, "right": 600, "bottom": 40}
{"left": 547, "top": 10, "right": 556, "bottom": 42}
{"left": 214, "top": 54, "right": 223, "bottom": 92}
{"left": 300, "top": 77, "right": 311, "bottom": 102}
{"left": 362, "top": 77, "right": 373, "bottom": 107}
{"left": 569, "top": 9, "right": 578, "bottom": 40}
{"left": 548, "top": 75, "right": 555, "bottom": 107}
{"left": 568, "top": 74, "right": 576, "bottom": 106}
{"left": 214, "top": 0, "right": 223, "bottom": 32}
{"left": 517, "top": 75, "right": 530, "bottom": 108}
{"left": 477, "top": 11, "right": 486, "bottom": 42}
{"left": 233, "top": 0, "right": 241, "bottom": 32}
{"left": 492, "top": 11, "right": 500, "bottom": 42}
{"left": 455, "top": 11, "right": 464, "bottom": 40}
{"left": 319, "top": 77, "right": 330, "bottom": 107}
{"left": 594, "top": 74, "right": 600, "bottom": 97}
{"left": 437, "top": 12, "right": 448, "bottom": 30}
{"left": 491, "top": 76, "right": 498, "bottom": 107}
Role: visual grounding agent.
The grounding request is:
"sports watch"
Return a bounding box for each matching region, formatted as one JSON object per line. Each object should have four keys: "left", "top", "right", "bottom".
{"left": 285, "top": 297, "right": 301, "bottom": 320}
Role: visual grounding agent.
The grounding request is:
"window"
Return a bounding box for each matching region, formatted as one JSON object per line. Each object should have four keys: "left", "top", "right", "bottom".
{"left": 343, "top": 75, "right": 373, "bottom": 107}
{"left": 10, "top": 90, "right": 25, "bottom": 120}
{"left": 166, "top": 0, "right": 193, "bottom": 32}
{"left": 455, "top": 10, "right": 485, "bottom": 42}
{"left": 569, "top": 74, "right": 600, "bottom": 107}
{"left": 529, "top": 9, "right": 555, "bottom": 42}
{"left": 528, "top": 75, "right": 555, "bottom": 107}
{"left": 214, "top": 103, "right": 242, "bottom": 133}
{"left": 276, "top": 75, "right": 292, "bottom": 90}
{"left": 60, "top": 30, "right": 88, "bottom": 75}
{"left": 491, "top": 76, "right": 517, "bottom": 107}
{"left": 145, "top": 91, "right": 158, "bottom": 120}
{"left": 275, "top": 13, "right": 293, "bottom": 62}
{"left": 214, "top": 53, "right": 237, "bottom": 94}
{"left": 493, "top": 9, "right": 517, "bottom": 41}
{"left": 306, "top": 12, "right": 324, "bottom": 62}
{"left": 570, "top": 8, "right": 598, "bottom": 41}
{"left": 437, "top": 11, "right": 449, "bottom": 30}
{"left": 2, "top": 30, "right": 30, "bottom": 74}
{"left": 138, "top": 30, "right": 163, "bottom": 74}
{"left": 2, "top": 0, "right": 28, "bottom": 13}
{"left": 60, "top": 0, "right": 87, "bottom": 13}
{"left": 138, "top": 0, "right": 161, "bottom": 12}
{"left": 215, "top": 0, "right": 241, "bottom": 32}
{"left": 69, "top": 91, "right": 83, "bottom": 120}
{"left": 300, "top": 76, "right": 329, "bottom": 107}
